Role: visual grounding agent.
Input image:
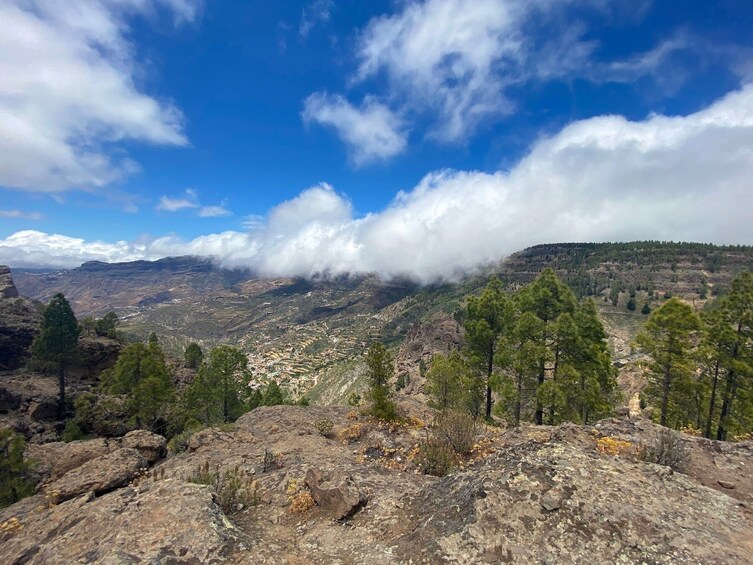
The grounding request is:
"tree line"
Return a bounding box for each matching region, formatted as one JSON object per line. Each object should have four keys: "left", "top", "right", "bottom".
{"left": 424, "top": 269, "right": 619, "bottom": 426}
{"left": 637, "top": 271, "right": 753, "bottom": 440}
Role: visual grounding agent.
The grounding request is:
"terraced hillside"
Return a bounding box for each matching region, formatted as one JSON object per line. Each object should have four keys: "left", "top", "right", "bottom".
{"left": 12, "top": 242, "right": 753, "bottom": 400}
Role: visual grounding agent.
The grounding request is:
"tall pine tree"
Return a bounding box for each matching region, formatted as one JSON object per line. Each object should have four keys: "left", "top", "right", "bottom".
{"left": 465, "top": 278, "right": 513, "bottom": 419}
{"left": 32, "top": 293, "right": 80, "bottom": 419}
{"left": 637, "top": 298, "right": 701, "bottom": 427}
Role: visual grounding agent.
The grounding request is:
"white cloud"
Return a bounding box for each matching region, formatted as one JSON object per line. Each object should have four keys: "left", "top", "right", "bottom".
{"left": 156, "top": 188, "right": 199, "bottom": 212}
{"left": 0, "top": 0, "right": 198, "bottom": 193}
{"left": 198, "top": 205, "right": 232, "bottom": 218}
{"left": 327, "top": 0, "right": 727, "bottom": 151}
{"left": 302, "top": 93, "right": 407, "bottom": 165}
{"left": 156, "top": 189, "right": 232, "bottom": 217}
{"left": 0, "top": 210, "right": 43, "bottom": 220}
{"left": 299, "top": 0, "right": 334, "bottom": 38}
{"left": 3, "top": 86, "right": 753, "bottom": 280}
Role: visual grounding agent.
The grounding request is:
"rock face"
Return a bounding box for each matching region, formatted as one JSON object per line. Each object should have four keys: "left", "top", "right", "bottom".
{"left": 25, "top": 431, "right": 166, "bottom": 483}
{"left": 47, "top": 447, "right": 147, "bottom": 503}
{"left": 0, "top": 266, "right": 41, "bottom": 370}
{"left": 394, "top": 315, "right": 462, "bottom": 394}
{"left": 75, "top": 336, "right": 121, "bottom": 379}
{"left": 0, "top": 265, "right": 19, "bottom": 298}
{"left": 2, "top": 406, "right": 753, "bottom": 564}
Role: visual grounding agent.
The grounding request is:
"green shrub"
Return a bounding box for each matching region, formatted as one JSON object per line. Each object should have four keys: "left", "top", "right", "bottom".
{"left": 416, "top": 439, "right": 456, "bottom": 477}
{"left": 62, "top": 420, "right": 86, "bottom": 443}
{"left": 434, "top": 410, "right": 478, "bottom": 455}
{"left": 314, "top": 418, "right": 334, "bottom": 437}
{"left": 639, "top": 428, "right": 689, "bottom": 471}
{"left": 189, "top": 462, "right": 260, "bottom": 514}
{"left": 0, "top": 430, "right": 37, "bottom": 508}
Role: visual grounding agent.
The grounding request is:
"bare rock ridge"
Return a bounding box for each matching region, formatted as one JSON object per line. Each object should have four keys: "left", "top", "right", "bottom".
{"left": 0, "top": 265, "right": 40, "bottom": 370}
{"left": 2, "top": 406, "right": 752, "bottom": 563}
{"left": 0, "top": 265, "right": 20, "bottom": 299}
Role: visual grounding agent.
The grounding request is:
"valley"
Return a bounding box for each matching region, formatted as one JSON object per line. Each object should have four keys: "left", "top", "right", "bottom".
{"left": 11, "top": 241, "right": 753, "bottom": 402}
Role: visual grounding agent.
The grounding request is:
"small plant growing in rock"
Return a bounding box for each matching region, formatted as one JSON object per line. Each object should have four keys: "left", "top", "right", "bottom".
{"left": 415, "top": 438, "right": 456, "bottom": 477}
{"left": 338, "top": 423, "right": 367, "bottom": 444}
{"left": 262, "top": 449, "right": 283, "bottom": 473}
{"left": 189, "top": 462, "right": 259, "bottom": 514}
{"left": 638, "top": 428, "right": 689, "bottom": 471}
{"left": 433, "top": 411, "right": 478, "bottom": 456}
{"left": 347, "top": 393, "right": 361, "bottom": 407}
{"left": 314, "top": 418, "right": 334, "bottom": 437}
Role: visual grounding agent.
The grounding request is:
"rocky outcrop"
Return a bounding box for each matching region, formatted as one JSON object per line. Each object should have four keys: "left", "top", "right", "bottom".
{"left": 25, "top": 431, "right": 166, "bottom": 482}
{"left": 394, "top": 315, "right": 462, "bottom": 394}
{"left": 0, "top": 371, "right": 61, "bottom": 442}
{"left": 26, "top": 438, "right": 116, "bottom": 481}
{"left": 0, "top": 265, "right": 19, "bottom": 298}
{"left": 75, "top": 336, "right": 121, "bottom": 379}
{"left": 46, "top": 447, "right": 147, "bottom": 503}
{"left": 121, "top": 429, "right": 167, "bottom": 463}
{"left": 0, "top": 481, "right": 242, "bottom": 564}
{"left": 2, "top": 406, "right": 753, "bottom": 564}
{"left": 0, "top": 266, "right": 41, "bottom": 370}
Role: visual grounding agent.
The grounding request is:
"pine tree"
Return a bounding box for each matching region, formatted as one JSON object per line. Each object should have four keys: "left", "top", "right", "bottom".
{"left": 184, "top": 342, "right": 204, "bottom": 369}
{"left": 637, "top": 298, "right": 701, "bottom": 427}
{"left": 261, "top": 380, "right": 284, "bottom": 406}
{"left": 0, "top": 430, "right": 37, "bottom": 508}
{"left": 365, "top": 342, "right": 398, "bottom": 420}
{"left": 182, "top": 345, "right": 251, "bottom": 424}
{"left": 495, "top": 311, "right": 545, "bottom": 426}
{"left": 100, "top": 339, "right": 174, "bottom": 433}
{"left": 715, "top": 272, "right": 753, "bottom": 440}
{"left": 465, "top": 278, "right": 513, "bottom": 419}
{"left": 426, "top": 351, "right": 480, "bottom": 415}
{"left": 518, "top": 269, "right": 577, "bottom": 424}
{"left": 32, "top": 293, "right": 80, "bottom": 419}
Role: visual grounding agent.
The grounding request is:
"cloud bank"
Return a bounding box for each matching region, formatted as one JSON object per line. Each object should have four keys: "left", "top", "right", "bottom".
{"left": 0, "top": 0, "right": 198, "bottom": 193}
{"left": 2, "top": 86, "right": 753, "bottom": 281}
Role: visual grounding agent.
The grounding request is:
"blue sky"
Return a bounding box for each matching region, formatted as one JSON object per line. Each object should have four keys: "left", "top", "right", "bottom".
{"left": 1, "top": 0, "right": 753, "bottom": 280}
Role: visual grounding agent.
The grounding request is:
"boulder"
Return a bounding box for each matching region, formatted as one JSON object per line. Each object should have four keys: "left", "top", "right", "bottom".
{"left": 121, "top": 430, "right": 167, "bottom": 463}
{"left": 27, "top": 396, "right": 59, "bottom": 422}
{"left": 0, "top": 386, "right": 21, "bottom": 413}
{"left": 305, "top": 467, "right": 367, "bottom": 520}
{"left": 25, "top": 438, "right": 117, "bottom": 481}
{"left": 75, "top": 337, "right": 121, "bottom": 379}
{"left": 46, "top": 448, "right": 147, "bottom": 503}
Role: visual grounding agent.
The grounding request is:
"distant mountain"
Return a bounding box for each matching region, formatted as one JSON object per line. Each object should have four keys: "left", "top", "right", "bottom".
{"left": 13, "top": 256, "right": 251, "bottom": 318}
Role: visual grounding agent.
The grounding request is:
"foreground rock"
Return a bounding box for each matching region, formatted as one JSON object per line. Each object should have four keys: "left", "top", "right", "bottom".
{"left": 2, "top": 406, "right": 752, "bottom": 564}
{"left": 25, "top": 431, "right": 166, "bottom": 483}
{"left": 0, "top": 481, "right": 242, "bottom": 563}
{"left": 47, "top": 448, "right": 147, "bottom": 503}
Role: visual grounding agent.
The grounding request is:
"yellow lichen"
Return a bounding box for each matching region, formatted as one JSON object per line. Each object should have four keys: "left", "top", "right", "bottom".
{"left": 596, "top": 436, "right": 635, "bottom": 457}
